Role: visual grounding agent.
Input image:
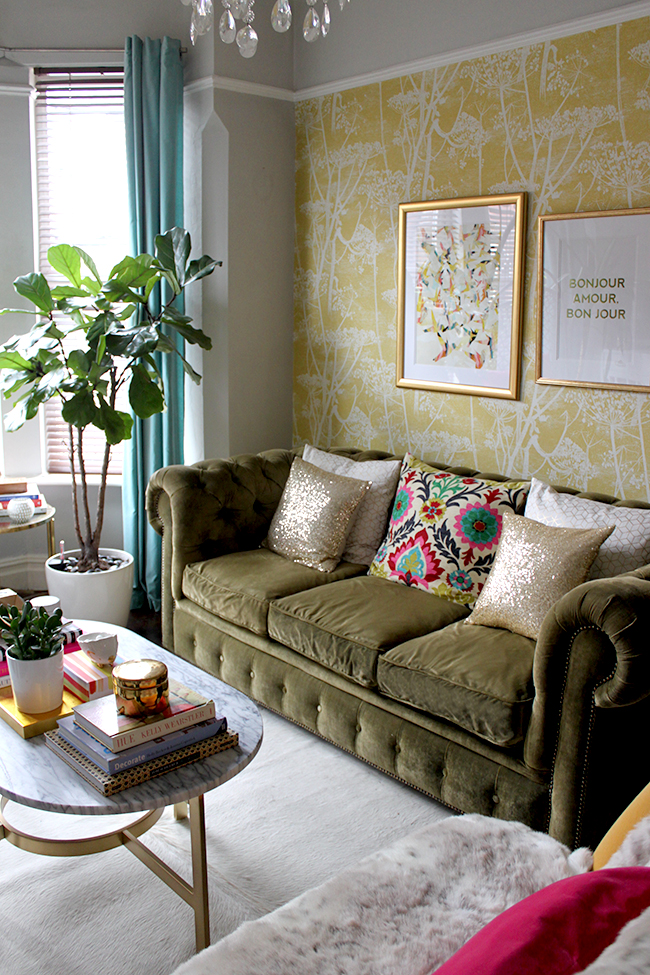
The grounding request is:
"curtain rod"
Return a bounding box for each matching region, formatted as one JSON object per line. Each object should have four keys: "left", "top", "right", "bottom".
{"left": 1, "top": 47, "right": 188, "bottom": 54}
{"left": 0, "top": 46, "right": 187, "bottom": 68}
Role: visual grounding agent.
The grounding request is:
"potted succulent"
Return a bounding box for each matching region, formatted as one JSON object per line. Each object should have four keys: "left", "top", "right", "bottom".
{"left": 0, "top": 228, "right": 220, "bottom": 625}
{"left": 0, "top": 601, "right": 65, "bottom": 713}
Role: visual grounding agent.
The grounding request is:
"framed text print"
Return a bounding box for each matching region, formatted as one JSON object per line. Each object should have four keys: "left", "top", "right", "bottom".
{"left": 396, "top": 193, "right": 527, "bottom": 399}
{"left": 537, "top": 207, "right": 650, "bottom": 392}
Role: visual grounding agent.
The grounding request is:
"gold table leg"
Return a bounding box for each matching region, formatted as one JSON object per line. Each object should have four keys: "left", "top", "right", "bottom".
{"left": 0, "top": 796, "right": 210, "bottom": 953}
{"left": 46, "top": 516, "right": 56, "bottom": 558}
{"left": 189, "top": 795, "right": 210, "bottom": 952}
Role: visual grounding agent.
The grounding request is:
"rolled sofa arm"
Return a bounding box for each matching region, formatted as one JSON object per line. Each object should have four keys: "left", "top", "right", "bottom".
{"left": 146, "top": 449, "right": 295, "bottom": 649}
{"left": 523, "top": 567, "right": 650, "bottom": 847}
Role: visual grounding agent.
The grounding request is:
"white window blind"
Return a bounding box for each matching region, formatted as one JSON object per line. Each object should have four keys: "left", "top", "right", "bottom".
{"left": 33, "top": 66, "right": 130, "bottom": 475}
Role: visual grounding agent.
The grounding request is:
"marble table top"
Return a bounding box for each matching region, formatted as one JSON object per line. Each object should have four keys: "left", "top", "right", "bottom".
{"left": 0, "top": 622, "right": 263, "bottom": 816}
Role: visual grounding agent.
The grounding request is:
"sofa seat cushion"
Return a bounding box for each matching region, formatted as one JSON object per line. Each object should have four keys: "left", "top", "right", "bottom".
{"left": 268, "top": 576, "right": 471, "bottom": 688}
{"left": 377, "top": 620, "right": 535, "bottom": 746}
{"left": 182, "top": 549, "right": 366, "bottom": 637}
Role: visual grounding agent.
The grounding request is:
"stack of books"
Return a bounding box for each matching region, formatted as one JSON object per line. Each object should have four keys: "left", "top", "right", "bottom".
{"left": 63, "top": 649, "right": 114, "bottom": 701}
{"left": 45, "top": 677, "right": 238, "bottom": 795}
{"left": 0, "top": 481, "right": 47, "bottom": 519}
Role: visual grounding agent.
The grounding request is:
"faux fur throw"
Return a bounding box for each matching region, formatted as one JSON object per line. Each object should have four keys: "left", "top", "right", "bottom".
{"left": 581, "top": 815, "right": 650, "bottom": 975}
{"left": 172, "top": 814, "right": 592, "bottom": 975}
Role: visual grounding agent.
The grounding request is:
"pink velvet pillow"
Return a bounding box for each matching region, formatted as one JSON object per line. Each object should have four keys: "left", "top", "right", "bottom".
{"left": 434, "top": 868, "right": 650, "bottom": 975}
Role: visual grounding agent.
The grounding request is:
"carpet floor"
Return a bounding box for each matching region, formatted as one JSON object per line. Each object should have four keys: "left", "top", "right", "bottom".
{"left": 1, "top": 707, "right": 451, "bottom": 975}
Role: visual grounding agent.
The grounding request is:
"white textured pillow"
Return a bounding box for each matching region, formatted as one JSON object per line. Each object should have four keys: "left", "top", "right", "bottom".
{"left": 525, "top": 478, "right": 650, "bottom": 579}
{"left": 303, "top": 445, "right": 401, "bottom": 566}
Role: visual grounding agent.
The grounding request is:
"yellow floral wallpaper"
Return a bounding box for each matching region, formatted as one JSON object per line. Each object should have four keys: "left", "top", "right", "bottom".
{"left": 294, "top": 17, "right": 650, "bottom": 498}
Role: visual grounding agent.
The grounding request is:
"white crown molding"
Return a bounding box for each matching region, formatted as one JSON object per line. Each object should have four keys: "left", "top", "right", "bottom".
{"left": 294, "top": 0, "right": 650, "bottom": 100}
{"left": 0, "top": 83, "right": 30, "bottom": 96}
{"left": 185, "top": 74, "right": 294, "bottom": 102}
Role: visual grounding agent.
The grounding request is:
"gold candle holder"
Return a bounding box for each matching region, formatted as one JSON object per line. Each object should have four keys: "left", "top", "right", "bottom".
{"left": 113, "top": 659, "right": 169, "bottom": 717}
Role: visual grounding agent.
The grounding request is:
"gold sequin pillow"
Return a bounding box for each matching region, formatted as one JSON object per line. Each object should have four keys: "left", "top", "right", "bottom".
{"left": 265, "top": 457, "right": 371, "bottom": 572}
{"left": 466, "top": 512, "right": 615, "bottom": 639}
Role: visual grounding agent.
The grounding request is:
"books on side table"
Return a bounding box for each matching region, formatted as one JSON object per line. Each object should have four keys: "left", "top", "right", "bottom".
{"left": 44, "top": 675, "right": 238, "bottom": 796}
{"left": 0, "top": 482, "right": 46, "bottom": 518}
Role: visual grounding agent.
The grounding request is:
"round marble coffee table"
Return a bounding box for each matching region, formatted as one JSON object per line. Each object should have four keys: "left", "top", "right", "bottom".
{"left": 0, "top": 622, "right": 263, "bottom": 953}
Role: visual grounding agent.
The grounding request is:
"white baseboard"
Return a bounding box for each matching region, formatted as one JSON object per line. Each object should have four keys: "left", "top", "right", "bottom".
{"left": 0, "top": 555, "right": 47, "bottom": 592}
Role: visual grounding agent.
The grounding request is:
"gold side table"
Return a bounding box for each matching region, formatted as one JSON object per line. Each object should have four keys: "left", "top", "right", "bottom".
{"left": 0, "top": 505, "right": 56, "bottom": 558}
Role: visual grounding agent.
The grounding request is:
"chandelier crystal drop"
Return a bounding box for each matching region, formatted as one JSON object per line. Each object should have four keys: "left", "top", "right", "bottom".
{"left": 271, "top": 0, "right": 292, "bottom": 32}
{"left": 187, "top": 0, "right": 351, "bottom": 54}
{"left": 303, "top": 7, "right": 320, "bottom": 42}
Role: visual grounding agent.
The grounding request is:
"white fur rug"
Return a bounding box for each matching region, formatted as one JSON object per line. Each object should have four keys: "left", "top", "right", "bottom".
{"left": 0, "top": 708, "right": 451, "bottom": 975}
{"left": 173, "top": 814, "right": 592, "bottom": 975}
{"left": 174, "top": 813, "right": 650, "bottom": 975}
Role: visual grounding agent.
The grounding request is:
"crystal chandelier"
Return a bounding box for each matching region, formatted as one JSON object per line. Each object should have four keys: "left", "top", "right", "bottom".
{"left": 182, "top": 0, "right": 351, "bottom": 57}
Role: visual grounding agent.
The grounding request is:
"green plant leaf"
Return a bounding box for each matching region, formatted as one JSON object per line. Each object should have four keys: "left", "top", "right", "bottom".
{"left": 108, "top": 253, "right": 154, "bottom": 282}
{"left": 101, "top": 279, "right": 144, "bottom": 304}
{"left": 115, "top": 257, "right": 158, "bottom": 290}
{"left": 129, "top": 363, "right": 165, "bottom": 418}
{"left": 96, "top": 397, "right": 133, "bottom": 444}
{"left": 184, "top": 255, "right": 222, "bottom": 285}
{"left": 103, "top": 322, "right": 158, "bottom": 358}
{"left": 0, "top": 370, "right": 33, "bottom": 396}
{"left": 51, "top": 285, "right": 89, "bottom": 300}
{"left": 158, "top": 268, "right": 182, "bottom": 296}
{"left": 161, "top": 312, "right": 212, "bottom": 350}
{"left": 48, "top": 244, "right": 82, "bottom": 287}
{"left": 67, "top": 349, "right": 91, "bottom": 376}
{"left": 37, "top": 366, "right": 67, "bottom": 396}
{"left": 62, "top": 389, "right": 97, "bottom": 428}
{"left": 155, "top": 228, "right": 191, "bottom": 280}
{"left": 177, "top": 352, "right": 202, "bottom": 384}
{"left": 13, "top": 273, "right": 54, "bottom": 313}
{"left": 4, "top": 389, "right": 43, "bottom": 430}
{"left": 74, "top": 246, "right": 101, "bottom": 283}
{"left": 154, "top": 334, "right": 176, "bottom": 354}
{"left": 117, "top": 303, "right": 137, "bottom": 321}
{"left": 0, "top": 602, "right": 64, "bottom": 659}
{"left": 0, "top": 307, "right": 43, "bottom": 317}
{"left": 0, "top": 349, "right": 32, "bottom": 371}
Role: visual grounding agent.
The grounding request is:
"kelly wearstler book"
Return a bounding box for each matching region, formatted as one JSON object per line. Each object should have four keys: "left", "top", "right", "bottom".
{"left": 45, "top": 727, "right": 239, "bottom": 796}
{"left": 56, "top": 713, "right": 227, "bottom": 774}
{"left": 73, "top": 678, "right": 216, "bottom": 752}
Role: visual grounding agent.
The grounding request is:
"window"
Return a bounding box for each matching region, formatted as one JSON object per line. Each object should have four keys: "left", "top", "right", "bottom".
{"left": 32, "top": 66, "right": 130, "bottom": 474}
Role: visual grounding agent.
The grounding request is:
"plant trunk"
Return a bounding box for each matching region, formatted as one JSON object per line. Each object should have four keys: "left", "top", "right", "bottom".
{"left": 68, "top": 424, "right": 102, "bottom": 571}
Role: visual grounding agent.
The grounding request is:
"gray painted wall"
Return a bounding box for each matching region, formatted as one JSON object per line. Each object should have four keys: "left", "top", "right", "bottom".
{"left": 0, "top": 0, "right": 641, "bottom": 584}
{"left": 292, "top": 0, "right": 647, "bottom": 89}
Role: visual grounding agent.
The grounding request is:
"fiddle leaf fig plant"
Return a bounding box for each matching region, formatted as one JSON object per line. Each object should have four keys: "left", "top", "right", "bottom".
{"left": 0, "top": 602, "right": 64, "bottom": 660}
{"left": 0, "top": 227, "right": 221, "bottom": 572}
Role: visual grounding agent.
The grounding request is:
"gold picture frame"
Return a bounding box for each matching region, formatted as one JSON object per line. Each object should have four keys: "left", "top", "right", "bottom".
{"left": 396, "top": 192, "right": 527, "bottom": 399}
{"left": 536, "top": 207, "right": 650, "bottom": 392}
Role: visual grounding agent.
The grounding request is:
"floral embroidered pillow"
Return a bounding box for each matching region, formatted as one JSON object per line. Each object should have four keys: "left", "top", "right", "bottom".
{"left": 369, "top": 453, "right": 529, "bottom": 606}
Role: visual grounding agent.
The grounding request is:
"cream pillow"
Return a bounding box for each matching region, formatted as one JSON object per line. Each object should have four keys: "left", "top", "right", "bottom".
{"left": 303, "top": 445, "right": 401, "bottom": 565}
{"left": 466, "top": 512, "right": 615, "bottom": 639}
{"left": 525, "top": 477, "right": 650, "bottom": 579}
{"left": 265, "top": 457, "right": 371, "bottom": 572}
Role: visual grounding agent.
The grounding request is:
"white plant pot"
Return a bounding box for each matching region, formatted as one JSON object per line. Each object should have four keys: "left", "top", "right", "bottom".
{"left": 7, "top": 648, "right": 64, "bottom": 714}
{"left": 45, "top": 547, "right": 135, "bottom": 628}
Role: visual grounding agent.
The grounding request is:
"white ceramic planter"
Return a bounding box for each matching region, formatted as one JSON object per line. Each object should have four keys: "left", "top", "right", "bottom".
{"left": 45, "top": 547, "right": 135, "bottom": 628}
{"left": 7, "top": 648, "right": 64, "bottom": 714}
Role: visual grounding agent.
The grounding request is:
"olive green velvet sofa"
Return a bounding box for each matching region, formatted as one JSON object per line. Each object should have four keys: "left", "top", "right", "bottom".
{"left": 146, "top": 448, "right": 650, "bottom": 850}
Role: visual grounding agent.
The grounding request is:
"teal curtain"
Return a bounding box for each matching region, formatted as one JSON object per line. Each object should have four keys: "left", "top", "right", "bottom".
{"left": 123, "top": 35, "right": 184, "bottom": 611}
